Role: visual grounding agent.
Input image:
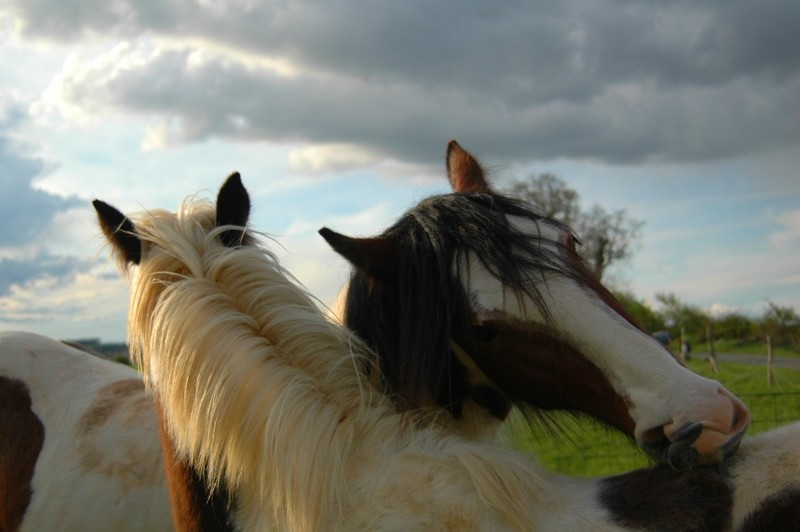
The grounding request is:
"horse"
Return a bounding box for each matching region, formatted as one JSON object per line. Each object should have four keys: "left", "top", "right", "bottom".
{"left": 0, "top": 141, "right": 790, "bottom": 529}
{"left": 320, "top": 140, "right": 749, "bottom": 467}
{"left": 3, "top": 334, "right": 795, "bottom": 532}
{"left": 0, "top": 331, "right": 171, "bottom": 531}
{"left": 92, "top": 168, "right": 788, "bottom": 530}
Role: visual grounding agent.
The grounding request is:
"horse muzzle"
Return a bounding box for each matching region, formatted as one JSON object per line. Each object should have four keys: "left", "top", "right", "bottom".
{"left": 638, "top": 387, "right": 750, "bottom": 471}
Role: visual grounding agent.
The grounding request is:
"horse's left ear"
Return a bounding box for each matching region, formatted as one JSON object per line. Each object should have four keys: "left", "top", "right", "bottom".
{"left": 446, "top": 140, "right": 491, "bottom": 193}
{"left": 93, "top": 199, "right": 142, "bottom": 265}
{"left": 319, "top": 227, "right": 397, "bottom": 282}
{"left": 216, "top": 172, "right": 251, "bottom": 247}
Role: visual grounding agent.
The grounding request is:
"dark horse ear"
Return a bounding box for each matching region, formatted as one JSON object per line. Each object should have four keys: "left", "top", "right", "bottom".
{"left": 93, "top": 199, "right": 142, "bottom": 265}
{"left": 318, "top": 227, "right": 397, "bottom": 282}
{"left": 446, "top": 140, "right": 491, "bottom": 193}
{"left": 216, "top": 172, "right": 251, "bottom": 247}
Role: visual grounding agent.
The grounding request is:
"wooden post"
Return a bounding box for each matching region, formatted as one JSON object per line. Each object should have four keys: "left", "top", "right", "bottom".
{"left": 706, "top": 322, "right": 719, "bottom": 374}
{"left": 766, "top": 334, "right": 773, "bottom": 388}
{"left": 679, "top": 325, "right": 686, "bottom": 363}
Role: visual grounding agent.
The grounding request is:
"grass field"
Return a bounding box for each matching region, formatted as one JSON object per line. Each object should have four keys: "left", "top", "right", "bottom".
{"left": 691, "top": 339, "right": 800, "bottom": 359}
{"left": 508, "top": 358, "right": 800, "bottom": 476}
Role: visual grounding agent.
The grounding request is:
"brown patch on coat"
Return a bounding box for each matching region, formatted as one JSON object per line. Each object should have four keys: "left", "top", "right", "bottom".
{"left": 77, "top": 379, "right": 163, "bottom": 489}
{"left": 156, "top": 400, "right": 234, "bottom": 532}
{"left": 0, "top": 376, "right": 45, "bottom": 532}
{"left": 458, "top": 316, "right": 635, "bottom": 435}
{"left": 739, "top": 485, "right": 800, "bottom": 532}
{"left": 78, "top": 379, "right": 146, "bottom": 433}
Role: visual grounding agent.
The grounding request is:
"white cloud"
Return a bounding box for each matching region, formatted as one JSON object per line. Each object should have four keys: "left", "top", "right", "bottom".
{"left": 770, "top": 209, "right": 800, "bottom": 248}
{"left": 0, "top": 262, "right": 129, "bottom": 340}
{"left": 275, "top": 202, "right": 395, "bottom": 310}
{"left": 708, "top": 303, "right": 739, "bottom": 318}
{"left": 289, "top": 143, "right": 380, "bottom": 175}
{"left": 633, "top": 245, "right": 800, "bottom": 316}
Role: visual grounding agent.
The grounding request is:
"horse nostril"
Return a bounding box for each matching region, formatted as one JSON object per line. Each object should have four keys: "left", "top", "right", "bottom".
{"left": 670, "top": 422, "right": 704, "bottom": 446}
{"left": 667, "top": 443, "right": 700, "bottom": 471}
{"left": 638, "top": 423, "right": 673, "bottom": 445}
{"left": 725, "top": 390, "right": 750, "bottom": 435}
{"left": 638, "top": 426, "right": 671, "bottom": 463}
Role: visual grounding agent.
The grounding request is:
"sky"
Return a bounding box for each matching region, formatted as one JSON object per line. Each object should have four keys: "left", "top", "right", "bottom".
{"left": 0, "top": 0, "right": 798, "bottom": 343}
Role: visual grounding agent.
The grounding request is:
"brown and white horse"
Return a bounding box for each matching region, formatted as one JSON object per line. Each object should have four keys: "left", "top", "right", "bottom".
{"left": 89, "top": 168, "right": 785, "bottom": 530}
{"left": 321, "top": 141, "right": 749, "bottom": 468}
{"left": 0, "top": 142, "right": 793, "bottom": 530}
{"left": 2, "top": 328, "right": 793, "bottom": 531}
{"left": 0, "top": 331, "right": 170, "bottom": 531}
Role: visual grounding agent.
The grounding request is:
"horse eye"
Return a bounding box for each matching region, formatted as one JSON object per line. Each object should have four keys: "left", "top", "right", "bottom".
{"left": 470, "top": 325, "right": 499, "bottom": 342}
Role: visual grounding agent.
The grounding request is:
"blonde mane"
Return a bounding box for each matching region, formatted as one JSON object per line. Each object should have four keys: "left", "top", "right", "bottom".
{"left": 120, "top": 197, "right": 557, "bottom": 530}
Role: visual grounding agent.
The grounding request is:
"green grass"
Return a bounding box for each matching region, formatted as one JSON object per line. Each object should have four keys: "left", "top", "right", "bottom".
{"left": 508, "top": 359, "right": 800, "bottom": 476}
{"left": 710, "top": 339, "right": 800, "bottom": 358}
{"left": 687, "top": 356, "right": 800, "bottom": 393}
{"left": 667, "top": 339, "right": 800, "bottom": 358}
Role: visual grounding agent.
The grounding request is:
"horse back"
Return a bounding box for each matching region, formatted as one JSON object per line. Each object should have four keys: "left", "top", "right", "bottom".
{"left": 0, "top": 331, "right": 172, "bottom": 532}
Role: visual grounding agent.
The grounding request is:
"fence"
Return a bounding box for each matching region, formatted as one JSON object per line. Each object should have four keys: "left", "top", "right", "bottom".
{"left": 512, "top": 392, "right": 800, "bottom": 477}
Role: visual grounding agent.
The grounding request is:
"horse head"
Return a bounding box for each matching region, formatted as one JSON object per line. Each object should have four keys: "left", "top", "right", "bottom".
{"left": 320, "top": 140, "right": 749, "bottom": 470}
{"left": 94, "top": 172, "right": 251, "bottom": 264}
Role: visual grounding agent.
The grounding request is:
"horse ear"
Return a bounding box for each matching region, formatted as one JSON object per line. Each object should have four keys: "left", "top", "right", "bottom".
{"left": 319, "top": 227, "right": 396, "bottom": 281}
{"left": 93, "top": 199, "right": 142, "bottom": 265}
{"left": 216, "top": 172, "right": 251, "bottom": 247}
{"left": 446, "top": 140, "right": 491, "bottom": 193}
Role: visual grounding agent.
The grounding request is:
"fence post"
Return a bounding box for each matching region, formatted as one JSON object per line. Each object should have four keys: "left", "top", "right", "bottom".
{"left": 766, "top": 334, "right": 773, "bottom": 388}
{"left": 679, "top": 325, "right": 686, "bottom": 363}
{"left": 706, "top": 322, "right": 719, "bottom": 374}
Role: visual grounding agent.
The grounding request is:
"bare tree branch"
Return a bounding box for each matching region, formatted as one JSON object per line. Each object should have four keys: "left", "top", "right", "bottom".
{"left": 508, "top": 174, "right": 643, "bottom": 280}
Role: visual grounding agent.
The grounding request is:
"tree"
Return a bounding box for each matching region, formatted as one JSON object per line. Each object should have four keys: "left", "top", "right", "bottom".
{"left": 655, "top": 292, "right": 692, "bottom": 361}
{"left": 508, "top": 173, "right": 581, "bottom": 224}
{"left": 655, "top": 292, "right": 720, "bottom": 370}
{"left": 761, "top": 300, "right": 800, "bottom": 349}
{"left": 509, "top": 174, "right": 643, "bottom": 280}
{"left": 715, "top": 312, "right": 755, "bottom": 343}
{"left": 613, "top": 291, "right": 665, "bottom": 333}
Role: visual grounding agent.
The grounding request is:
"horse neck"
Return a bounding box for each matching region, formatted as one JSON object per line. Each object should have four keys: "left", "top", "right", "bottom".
{"left": 336, "top": 279, "right": 505, "bottom": 441}
{"left": 129, "top": 241, "right": 400, "bottom": 529}
{"left": 126, "top": 228, "right": 618, "bottom": 530}
{"left": 155, "top": 398, "right": 234, "bottom": 532}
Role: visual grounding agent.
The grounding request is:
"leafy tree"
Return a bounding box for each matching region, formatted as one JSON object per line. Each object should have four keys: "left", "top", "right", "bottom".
{"left": 761, "top": 301, "right": 800, "bottom": 349}
{"left": 655, "top": 292, "right": 720, "bottom": 369}
{"left": 655, "top": 292, "right": 693, "bottom": 357}
{"left": 613, "top": 291, "right": 665, "bottom": 333}
{"left": 509, "top": 174, "right": 643, "bottom": 280}
{"left": 715, "top": 312, "right": 755, "bottom": 343}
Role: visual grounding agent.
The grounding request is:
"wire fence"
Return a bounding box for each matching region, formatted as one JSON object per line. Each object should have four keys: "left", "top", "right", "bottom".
{"left": 516, "top": 392, "right": 800, "bottom": 477}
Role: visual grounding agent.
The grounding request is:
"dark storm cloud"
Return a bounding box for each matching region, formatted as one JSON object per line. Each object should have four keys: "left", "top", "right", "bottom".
{"left": 0, "top": 253, "right": 93, "bottom": 295}
{"left": 5, "top": 0, "right": 799, "bottom": 165}
{"left": 0, "top": 137, "right": 80, "bottom": 247}
{"left": 0, "top": 102, "right": 86, "bottom": 294}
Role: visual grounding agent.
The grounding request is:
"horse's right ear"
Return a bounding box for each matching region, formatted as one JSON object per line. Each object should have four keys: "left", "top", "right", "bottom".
{"left": 318, "top": 227, "right": 396, "bottom": 282}
{"left": 446, "top": 140, "right": 491, "bottom": 193}
{"left": 93, "top": 199, "right": 142, "bottom": 265}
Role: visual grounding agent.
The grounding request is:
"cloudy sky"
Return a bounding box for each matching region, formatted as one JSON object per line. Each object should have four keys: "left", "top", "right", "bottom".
{"left": 0, "top": 0, "right": 798, "bottom": 342}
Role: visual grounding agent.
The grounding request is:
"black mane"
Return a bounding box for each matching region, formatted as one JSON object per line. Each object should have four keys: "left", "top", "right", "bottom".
{"left": 343, "top": 191, "right": 581, "bottom": 418}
